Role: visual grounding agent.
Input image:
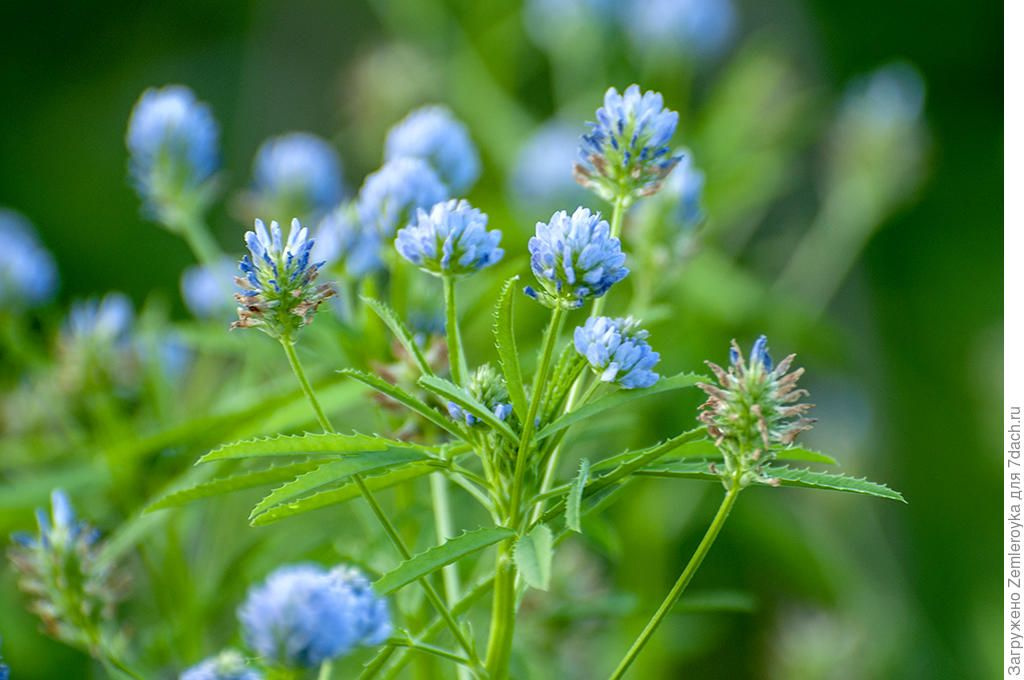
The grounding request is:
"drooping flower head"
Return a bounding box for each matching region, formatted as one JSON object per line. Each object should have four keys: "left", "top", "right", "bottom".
{"left": 181, "top": 258, "right": 238, "bottom": 320}
{"left": 574, "top": 316, "right": 660, "bottom": 389}
{"left": 252, "top": 133, "right": 344, "bottom": 221}
{"left": 395, "top": 199, "right": 504, "bottom": 277}
{"left": 447, "top": 363, "right": 513, "bottom": 426}
{"left": 525, "top": 207, "right": 628, "bottom": 309}
{"left": 575, "top": 85, "right": 682, "bottom": 203}
{"left": 181, "top": 650, "right": 263, "bottom": 680}
{"left": 0, "top": 209, "right": 58, "bottom": 308}
{"left": 356, "top": 158, "right": 448, "bottom": 240}
{"left": 385, "top": 106, "right": 480, "bottom": 194}
{"left": 698, "top": 336, "right": 816, "bottom": 487}
{"left": 238, "top": 564, "right": 390, "bottom": 669}
{"left": 313, "top": 203, "right": 383, "bottom": 279}
{"left": 232, "top": 219, "right": 334, "bottom": 339}
{"left": 126, "top": 85, "right": 219, "bottom": 221}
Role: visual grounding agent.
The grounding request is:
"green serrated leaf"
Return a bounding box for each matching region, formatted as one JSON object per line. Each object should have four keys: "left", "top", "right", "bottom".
{"left": 199, "top": 432, "right": 406, "bottom": 463}
{"left": 418, "top": 375, "right": 517, "bottom": 444}
{"left": 362, "top": 296, "right": 433, "bottom": 377}
{"left": 537, "top": 372, "right": 705, "bottom": 440}
{"left": 340, "top": 369, "right": 464, "bottom": 439}
{"left": 515, "top": 524, "right": 554, "bottom": 591}
{"left": 493, "top": 276, "right": 528, "bottom": 419}
{"left": 374, "top": 527, "right": 515, "bottom": 594}
{"left": 774, "top": 446, "right": 838, "bottom": 465}
{"left": 146, "top": 461, "right": 321, "bottom": 512}
{"left": 250, "top": 449, "right": 427, "bottom": 517}
{"left": 565, "top": 458, "right": 590, "bottom": 533}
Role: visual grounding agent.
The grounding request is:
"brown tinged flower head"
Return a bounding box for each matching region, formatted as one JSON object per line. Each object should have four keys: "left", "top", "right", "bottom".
{"left": 697, "top": 335, "right": 816, "bottom": 487}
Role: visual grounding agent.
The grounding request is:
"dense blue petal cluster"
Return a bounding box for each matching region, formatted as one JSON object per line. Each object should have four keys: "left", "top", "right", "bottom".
{"left": 575, "top": 85, "right": 682, "bottom": 203}
{"left": 356, "top": 158, "right": 448, "bottom": 240}
{"left": 314, "top": 203, "right": 384, "bottom": 278}
{"left": 238, "top": 563, "right": 390, "bottom": 669}
{"left": 253, "top": 133, "right": 344, "bottom": 219}
{"left": 0, "top": 209, "right": 58, "bottom": 307}
{"left": 181, "top": 650, "right": 262, "bottom": 680}
{"left": 181, "top": 258, "right": 238, "bottom": 319}
{"left": 233, "top": 219, "right": 334, "bottom": 338}
{"left": 126, "top": 85, "right": 219, "bottom": 217}
{"left": 526, "top": 207, "right": 628, "bottom": 308}
{"left": 574, "top": 316, "right": 660, "bottom": 389}
{"left": 385, "top": 106, "right": 480, "bottom": 194}
{"left": 395, "top": 199, "right": 504, "bottom": 276}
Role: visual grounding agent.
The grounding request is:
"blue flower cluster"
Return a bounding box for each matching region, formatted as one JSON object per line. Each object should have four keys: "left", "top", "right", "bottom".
{"left": 252, "top": 132, "right": 344, "bottom": 220}
{"left": 181, "top": 258, "right": 239, "bottom": 320}
{"left": 0, "top": 209, "right": 58, "bottom": 307}
{"left": 666, "top": 152, "right": 706, "bottom": 230}
{"left": 357, "top": 158, "right": 448, "bottom": 240}
{"left": 575, "top": 85, "right": 682, "bottom": 203}
{"left": 574, "top": 316, "right": 660, "bottom": 389}
{"left": 385, "top": 106, "right": 480, "bottom": 194}
{"left": 233, "top": 219, "right": 334, "bottom": 338}
{"left": 126, "top": 85, "right": 219, "bottom": 219}
{"left": 181, "top": 650, "right": 262, "bottom": 680}
{"left": 313, "top": 203, "right": 384, "bottom": 278}
{"left": 238, "top": 563, "right": 391, "bottom": 669}
{"left": 65, "top": 293, "right": 134, "bottom": 346}
{"left": 526, "top": 207, "right": 628, "bottom": 308}
{"left": 446, "top": 364, "right": 513, "bottom": 425}
{"left": 395, "top": 199, "right": 504, "bottom": 277}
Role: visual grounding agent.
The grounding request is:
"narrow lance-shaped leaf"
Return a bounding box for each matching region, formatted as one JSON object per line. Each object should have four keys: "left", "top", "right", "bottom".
{"left": 146, "top": 461, "right": 322, "bottom": 512}
{"left": 362, "top": 296, "right": 433, "bottom": 377}
{"left": 339, "top": 368, "right": 466, "bottom": 439}
{"left": 493, "top": 276, "right": 528, "bottom": 419}
{"left": 418, "top": 375, "right": 517, "bottom": 444}
{"left": 515, "top": 524, "right": 554, "bottom": 591}
{"left": 374, "top": 526, "right": 516, "bottom": 594}
{"left": 199, "top": 432, "right": 418, "bottom": 463}
{"left": 565, "top": 458, "right": 590, "bottom": 533}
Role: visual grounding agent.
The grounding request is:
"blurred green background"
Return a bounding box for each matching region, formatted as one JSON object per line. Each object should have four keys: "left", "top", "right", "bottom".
{"left": 0, "top": 0, "right": 1000, "bottom": 678}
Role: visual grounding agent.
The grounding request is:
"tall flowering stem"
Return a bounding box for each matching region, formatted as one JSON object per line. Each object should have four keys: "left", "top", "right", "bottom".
{"left": 443, "top": 276, "right": 468, "bottom": 386}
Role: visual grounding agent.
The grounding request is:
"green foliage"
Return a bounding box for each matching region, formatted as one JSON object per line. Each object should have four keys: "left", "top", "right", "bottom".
{"left": 198, "top": 431, "right": 415, "bottom": 463}
{"left": 374, "top": 526, "right": 515, "bottom": 594}
{"left": 339, "top": 368, "right": 465, "bottom": 438}
{"left": 362, "top": 296, "right": 434, "bottom": 376}
{"left": 146, "top": 461, "right": 321, "bottom": 511}
{"left": 514, "top": 524, "right": 553, "bottom": 591}
{"left": 493, "top": 276, "right": 528, "bottom": 419}
{"left": 565, "top": 458, "right": 590, "bottom": 533}
{"left": 418, "top": 375, "right": 518, "bottom": 443}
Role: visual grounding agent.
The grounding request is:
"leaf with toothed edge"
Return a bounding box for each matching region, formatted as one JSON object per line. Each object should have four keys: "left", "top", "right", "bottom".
{"left": 339, "top": 368, "right": 465, "bottom": 439}
{"left": 362, "top": 296, "right": 433, "bottom": 377}
{"left": 198, "top": 432, "right": 425, "bottom": 463}
{"left": 374, "top": 527, "right": 516, "bottom": 594}
{"left": 417, "top": 375, "right": 518, "bottom": 444}
{"left": 146, "top": 461, "right": 322, "bottom": 512}
{"left": 493, "top": 276, "right": 528, "bottom": 419}
{"left": 565, "top": 458, "right": 590, "bottom": 533}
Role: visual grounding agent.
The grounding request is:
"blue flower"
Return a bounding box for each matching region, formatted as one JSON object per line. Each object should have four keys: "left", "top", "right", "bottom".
{"left": 666, "top": 152, "right": 705, "bottom": 229}
{"left": 395, "top": 199, "right": 503, "bottom": 276}
{"left": 181, "top": 258, "right": 238, "bottom": 319}
{"left": 624, "top": 0, "right": 737, "bottom": 59}
{"left": 0, "top": 637, "right": 7, "bottom": 680}
{"left": 525, "top": 207, "right": 628, "bottom": 308}
{"left": 313, "top": 203, "right": 383, "bottom": 279}
{"left": 181, "top": 650, "right": 262, "bottom": 680}
{"left": 233, "top": 219, "right": 334, "bottom": 338}
{"left": 575, "top": 85, "right": 682, "bottom": 203}
{"left": 356, "top": 158, "right": 448, "bottom": 240}
{"left": 0, "top": 208, "right": 58, "bottom": 307}
{"left": 253, "top": 133, "right": 344, "bottom": 220}
{"left": 574, "top": 316, "right": 660, "bottom": 389}
{"left": 65, "top": 293, "right": 134, "bottom": 345}
{"left": 238, "top": 564, "right": 390, "bottom": 669}
{"left": 385, "top": 106, "right": 480, "bottom": 194}
{"left": 509, "top": 121, "right": 592, "bottom": 214}
{"left": 126, "top": 85, "right": 219, "bottom": 219}
{"left": 446, "top": 364, "right": 512, "bottom": 425}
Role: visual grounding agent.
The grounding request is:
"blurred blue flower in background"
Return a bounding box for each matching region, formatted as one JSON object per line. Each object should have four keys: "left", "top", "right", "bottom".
{"left": 0, "top": 637, "right": 7, "bottom": 680}
{"left": 356, "top": 158, "right": 448, "bottom": 239}
{"left": 396, "top": 199, "right": 504, "bottom": 276}
{"left": 65, "top": 293, "right": 134, "bottom": 346}
{"left": 181, "top": 649, "right": 262, "bottom": 680}
{"left": 314, "top": 203, "right": 383, "bottom": 278}
{"left": 252, "top": 132, "right": 344, "bottom": 220}
{"left": 126, "top": 85, "right": 219, "bottom": 219}
{"left": 238, "top": 563, "right": 390, "bottom": 668}
{"left": 575, "top": 85, "right": 682, "bottom": 203}
{"left": 510, "top": 121, "right": 592, "bottom": 214}
{"left": 385, "top": 106, "right": 480, "bottom": 194}
{"left": 526, "top": 207, "right": 628, "bottom": 308}
{"left": 0, "top": 208, "right": 58, "bottom": 308}
{"left": 665, "top": 151, "right": 706, "bottom": 230}
{"left": 181, "top": 258, "right": 239, "bottom": 319}
{"left": 523, "top": 0, "right": 617, "bottom": 51}
{"left": 623, "top": 0, "right": 736, "bottom": 59}
{"left": 574, "top": 316, "right": 660, "bottom": 388}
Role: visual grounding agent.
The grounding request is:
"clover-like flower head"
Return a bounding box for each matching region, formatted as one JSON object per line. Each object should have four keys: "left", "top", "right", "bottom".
{"left": 253, "top": 132, "right": 344, "bottom": 220}
{"left": 447, "top": 363, "right": 513, "bottom": 426}
{"left": 0, "top": 209, "right": 58, "bottom": 308}
{"left": 574, "top": 316, "right": 661, "bottom": 389}
{"left": 575, "top": 85, "right": 682, "bottom": 203}
{"left": 385, "top": 106, "right": 480, "bottom": 194}
{"left": 525, "top": 207, "right": 628, "bottom": 309}
{"left": 356, "top": 158, "right": 448, "bottom": 240}
{"left": 181, "top": 650, "right": 263, "bottom": 680}
{"left": 396, "top": 199, "right": 504, "bottom": 277}
{"left": 126, "top": 85, "right": 219, "bottom": 220}
{"left": 698, "top": 336, "right": 816, "bottom": 486}
{"left": 238, "top": 564, "right": 390, "bottom": 669}
{"left": 232, "top": 219, "right": 334, "bottom": 339}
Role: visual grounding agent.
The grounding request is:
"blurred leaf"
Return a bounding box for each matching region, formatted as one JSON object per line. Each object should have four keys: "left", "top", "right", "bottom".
{"left": 362, "top": 296, "right": 433, "bottom": 376}
{"left": 493, "top": 276, "right": 528, "bottom": 419}
{"left": 776, "top": 446, "right": 838, "bottom": 465}
{"left": 374, "top": 526, "right": 515, "bottom": 594}
{"left": 199, "top": 432, "right": 421, "bottom": 463}
{"left": 0, "top": 464, "right": 106, "bottom": 510}
{"left": 145, "top": 461, "right": 321, "bottom": 512}
{"left": 515, "top": 523, "right": 553, "bottom": 591}
{"left": 418, "top": 375, "right": 517, "bottom": 443}
{"left": 340, "top": 368, "right": 464, "bottom": 438}
{"left": 565, "top": 458, "right": 590, "bottom": 533}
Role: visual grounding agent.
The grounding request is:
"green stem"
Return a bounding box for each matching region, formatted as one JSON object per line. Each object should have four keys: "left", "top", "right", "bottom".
{"left": 317, "top": 660, "right": 333, "bottom": 680}
{"left": 443, "top": 275, "right": 469, "bottom": 386}
{"left": 387, "top": 638, "right": 474, "bottom": 666}
{"left": 607, "top": 479, "right": 742, "bottom": 680}
{"left": 178, "top": 213, "right": 222, "bottom": 268}
{"left": 278, "top": 338, "right": 482, "bottom": 673}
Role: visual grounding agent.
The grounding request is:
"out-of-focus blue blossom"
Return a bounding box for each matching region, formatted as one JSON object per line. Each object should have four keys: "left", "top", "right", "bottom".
{"left": 0, "top": 209, "right": 58, "bottom": 308}
{"left": 181, "top": 650, "right": 262, "bottom": 680}
{"left": 575, "top": 85, "right": 682, "bottom": 203}
{"left": 623, "top": 0, "right": 736, "bottom": 59}
{"left": 385, "top": 106, "right": 480, "bottom": 194}
{"left": 395, "top": 199, "right": 503, "bottom": 276}
{"left": 523, "top": 0, "right": 617, "bottom": 51}
{"left": 574, "top": 316, "right": 660, "bottom": 389}
{"left": 65, "top": 293, "right": 134, "bottom": 346}
{"left": 509, "top": 121, "right": 592, "bottom": 214}
{"left": 665, "top": 152, "right": 706, "bottom": 229}
{"left": 357, "top": 158, "right": 448, "bottom": 240}
{"left": 313, "top": 203, "right": 383, "bottom": 279}
{"left": 238, "top": 563, "right": 390, "bottom": 669}
{"left": 525, "top": 207, "right": 628, "bottom": 309}
{"left": 252, "top": 133, "right": 344, "bottom": 220}
{"left": 446, "top": 364, "right": 513, "bottom": 425}
{"left": 126, "top": 85, "right": 219, "bottom": 220}
{"left": 0, "top": 636, "right": 7, "bottom": 680}
{"left": 181, "top": 258, "right": 238, "bottom": 319}
{"left": 233, "top": 219, "right": 334, "bottom": 338}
